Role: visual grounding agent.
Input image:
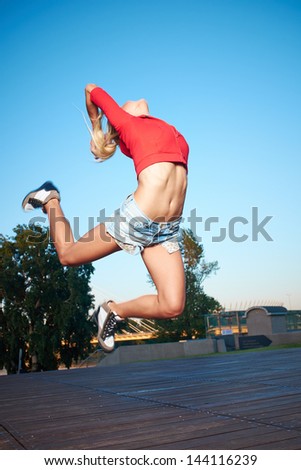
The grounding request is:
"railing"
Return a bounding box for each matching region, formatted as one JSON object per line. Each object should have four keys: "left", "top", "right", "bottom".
{"left": 205, "top": 310, "right": 301, "bottom": 336}
{"left": 205, "top": 311, "right": 247, "bottom": 337}
{"left": 286, "top": 311, "right": 301, "bottom": 331}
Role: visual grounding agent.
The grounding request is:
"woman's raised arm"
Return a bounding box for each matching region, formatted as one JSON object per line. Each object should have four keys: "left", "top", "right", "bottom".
{"left": 85, "top": 84, "right": 130, "bottom": 132}
{"left": 85, "top": 83, "right": 99, "bottom": 128}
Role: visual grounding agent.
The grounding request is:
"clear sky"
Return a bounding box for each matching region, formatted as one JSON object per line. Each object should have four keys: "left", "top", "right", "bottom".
{"left": 1, "top": 0, "right": 300, "bottom": 310}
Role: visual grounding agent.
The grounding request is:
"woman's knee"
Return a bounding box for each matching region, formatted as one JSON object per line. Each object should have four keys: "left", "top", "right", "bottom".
{"left": 160, "top": 294, "right": 186, "bottom": 319}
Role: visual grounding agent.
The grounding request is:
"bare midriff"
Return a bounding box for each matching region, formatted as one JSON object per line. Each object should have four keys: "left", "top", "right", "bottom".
{"left": 134, "top": 162, "right": 187, "bottom": 222}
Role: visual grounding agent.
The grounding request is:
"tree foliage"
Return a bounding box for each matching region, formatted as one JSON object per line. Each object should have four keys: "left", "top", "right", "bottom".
{"left": 153, "top": 228, "right": 221, "bottom": 341}
{"left": 0, "top": 224, "right": 95, "bottom": 373}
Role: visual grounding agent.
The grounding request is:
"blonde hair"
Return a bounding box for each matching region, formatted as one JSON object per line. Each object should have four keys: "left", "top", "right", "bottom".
{"left": 91, "top": 112, "right": 119, "bottom": 162}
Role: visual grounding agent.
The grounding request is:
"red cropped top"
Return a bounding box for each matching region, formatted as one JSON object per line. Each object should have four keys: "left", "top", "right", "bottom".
{"left": 90, "top": 87, "right": 189, "bottom": 176}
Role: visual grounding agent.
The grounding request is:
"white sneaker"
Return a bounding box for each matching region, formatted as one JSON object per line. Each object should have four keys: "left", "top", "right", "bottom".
{"left": 22, "top": 181, "right": 60, "bottom": 211}
{"left": 92, "top": 302, "right": 118, "bottom": 353}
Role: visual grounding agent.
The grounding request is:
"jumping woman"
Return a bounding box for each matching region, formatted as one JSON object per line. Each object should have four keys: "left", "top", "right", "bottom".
{"left": 22, "top": 84, "right": 189, "bottom": 353}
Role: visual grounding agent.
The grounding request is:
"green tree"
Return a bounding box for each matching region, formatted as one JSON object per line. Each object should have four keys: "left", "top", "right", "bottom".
{"left": 153, "top": 228, "right": 220, "bottom": 341}
{"left": 0, "top": 224, "right": 95, "bottom": 373}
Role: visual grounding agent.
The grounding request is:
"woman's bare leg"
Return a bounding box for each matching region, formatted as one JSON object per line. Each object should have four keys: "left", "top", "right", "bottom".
{"left": 110, "top": 244, "right": 186, "bottom": 320}
{"left": 44, "top": 199, "right": 121, "bottom": 266}
{"left": 44, "top": 199, "right": 185, "bottom": 319}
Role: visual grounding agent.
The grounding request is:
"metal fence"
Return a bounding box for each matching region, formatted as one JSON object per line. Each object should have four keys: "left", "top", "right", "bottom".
{"left": 205, "top": 311, "right": 247, "bottom": 337}
{"left": 205, "top": 310, "right": 301, "bottom": 337}
{"left": 286, "top": 311, "right": 301, "bottom": 331}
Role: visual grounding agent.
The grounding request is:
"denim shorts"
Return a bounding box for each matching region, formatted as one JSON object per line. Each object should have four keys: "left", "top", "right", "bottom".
{"left": 105, "top": 194, "right": 182, "bottom": 255}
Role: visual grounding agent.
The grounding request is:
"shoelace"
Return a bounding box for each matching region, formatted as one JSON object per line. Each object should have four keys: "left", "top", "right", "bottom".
{"left": 102, "top": 313, "right": 117, "bottom": 339}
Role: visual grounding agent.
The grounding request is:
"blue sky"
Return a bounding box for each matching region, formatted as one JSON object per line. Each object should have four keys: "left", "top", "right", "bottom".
{"left": 1, "top": 0, "right": 300, "bottom": 310}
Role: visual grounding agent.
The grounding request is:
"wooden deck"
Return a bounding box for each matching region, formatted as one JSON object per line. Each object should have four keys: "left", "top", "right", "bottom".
{"left": 1, "top": 347, "right": 301, "bottom": 450}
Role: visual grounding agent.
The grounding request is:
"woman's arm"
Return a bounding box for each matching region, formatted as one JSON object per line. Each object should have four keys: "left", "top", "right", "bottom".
{"left": 85, "top": 84, "right": 99, "bottom": 129}
{"left": 85, "top": 84, "right": 130, "bottom": 131}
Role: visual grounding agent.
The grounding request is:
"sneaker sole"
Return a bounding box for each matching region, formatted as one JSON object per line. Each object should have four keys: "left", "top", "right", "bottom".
{"left": 92, "top": 302, "right": 115, "bottom": 353}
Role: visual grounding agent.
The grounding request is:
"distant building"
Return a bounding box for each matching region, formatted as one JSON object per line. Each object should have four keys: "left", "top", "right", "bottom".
{"left": 244, "top": 306, "right": 288, "bottom": 336}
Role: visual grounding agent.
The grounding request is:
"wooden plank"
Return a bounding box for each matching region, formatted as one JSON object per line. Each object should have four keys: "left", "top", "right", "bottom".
{"left": 0, "top": 425, "right": 25, "bottom": 450}
{"left": 147, "top": 427, "right": 301, "bottom": 450}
